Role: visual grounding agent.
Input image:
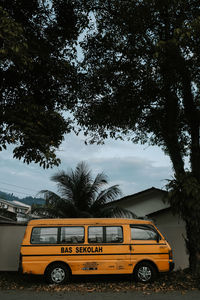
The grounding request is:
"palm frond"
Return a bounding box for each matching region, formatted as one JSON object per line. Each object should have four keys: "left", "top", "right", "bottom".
{"left": 95, "top": 205, "right": 137, "bottom": 218}
{"left": 37, "top": 161, "right": 123, "bottom": 218}
{"left": 90, "top": 185, "right": 122, "bottom": 216}
{"left": 38, "top": 190, "right": 61, "bottom": 206}
{"left": 31, "top": 205, "right": 61, "bottom": 218}
{"left": 87, "top": 172, "right": 108, "bottom": 205}
{"left": 92, "top": 185, "right": 122, "bottom": 208}
{"left": 32, "top": 198, "right": 79, "bottom": 218}
{"left": 50, "top": 171, "right": 74, "bottom": 201}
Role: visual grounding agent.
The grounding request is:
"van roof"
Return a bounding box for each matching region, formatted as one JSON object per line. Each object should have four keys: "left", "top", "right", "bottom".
{"left": 28, "top": 218, "right": 152, "bottom": 226}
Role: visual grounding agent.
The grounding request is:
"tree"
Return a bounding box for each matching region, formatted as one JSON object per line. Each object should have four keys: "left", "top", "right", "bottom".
{"left": 0, "top": 0, "right": 88, "bottom": 168}
{"left": 32, "top": 161, "right": 136, "bottom": 218}
{"left": 74, "top": 1, "right": 200, "bottom": 274}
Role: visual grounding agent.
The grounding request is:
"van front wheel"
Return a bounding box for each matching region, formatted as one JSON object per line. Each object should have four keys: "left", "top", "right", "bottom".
{"left": 134, "top": 262, "right": 157, "bottom": 283}
{"left": 45, "top": 263, "right": 70, "bottom": 284}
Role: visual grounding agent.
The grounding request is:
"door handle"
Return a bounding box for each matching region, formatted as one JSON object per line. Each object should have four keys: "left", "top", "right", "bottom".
{"left": 129, "top": 245, "right": 133, "bottom": 251}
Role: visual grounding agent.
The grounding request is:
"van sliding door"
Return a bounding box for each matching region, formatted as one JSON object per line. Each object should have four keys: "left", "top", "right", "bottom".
{"left": 85, "top": 225, "right": 130, "bottom": 274}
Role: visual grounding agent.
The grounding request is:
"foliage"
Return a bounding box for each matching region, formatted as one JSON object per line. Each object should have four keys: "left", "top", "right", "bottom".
{"left": 75, "top": 0, "right": 200, "bottom": 177}
{"left": 32, "top": 161, "right": 136, "bottom": 218}
{"left": 0, "top": 191, "right": 19, "bottom": 202}
{"left": 0, "top": 0, "right": 88, "bottom": 167}
{"left": 166, "top": 173, "right": 200, "bottom": 223}
{"left": 72, "top": 0, "right": 200, "bottom": 272}
{"left": 0, "top": 190, "right": 45, "bottom": 205}
{"left": 166, "top": 172, "right": 200, "bottom": 272}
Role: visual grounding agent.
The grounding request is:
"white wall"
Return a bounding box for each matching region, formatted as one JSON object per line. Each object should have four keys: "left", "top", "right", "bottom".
{"left": 152, "top": 210, "right": 189, "bottom": 270}
{"left": 117, "top": 191, "right": 170, "bottom": 217}
{"left": 0, "top": 225, "right": 26, "bottom": 271}
{"left": 115, "top": 190, "right": 189, "bottom": 270}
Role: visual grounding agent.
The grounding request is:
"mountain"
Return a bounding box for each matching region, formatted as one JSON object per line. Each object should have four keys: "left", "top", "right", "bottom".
{"left": 0, "top": 191, "right": 45, "bottom": 206}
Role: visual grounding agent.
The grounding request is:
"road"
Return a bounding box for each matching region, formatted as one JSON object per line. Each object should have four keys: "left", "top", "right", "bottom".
{"left": 0, "top": 290, "right": 200, "bottom": 300}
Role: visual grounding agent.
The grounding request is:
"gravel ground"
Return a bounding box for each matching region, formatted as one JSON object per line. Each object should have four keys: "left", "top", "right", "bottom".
{"left": 0, "top": 269, "right": 199, "bottom": 294}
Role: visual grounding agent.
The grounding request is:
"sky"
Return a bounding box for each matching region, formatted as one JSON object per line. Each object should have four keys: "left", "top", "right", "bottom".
{"left": 0, "top": 130, "right": 174, "bottom": 200}
{"left": 0, "top": 9, "right": 177, "bottom": 201}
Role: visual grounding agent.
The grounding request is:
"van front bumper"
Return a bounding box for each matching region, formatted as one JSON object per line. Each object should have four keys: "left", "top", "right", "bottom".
{"left": 169, "top": 261, "right": 175, "bottom": 272}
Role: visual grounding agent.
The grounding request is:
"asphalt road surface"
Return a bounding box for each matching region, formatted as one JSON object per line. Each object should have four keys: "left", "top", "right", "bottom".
{"left": 0, "top": 291, "right": 200, "bottom": 300}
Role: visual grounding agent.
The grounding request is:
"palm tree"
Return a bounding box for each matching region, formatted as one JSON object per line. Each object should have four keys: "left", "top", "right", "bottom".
{"left": 32, "top": 162, "right": 136, "bottom": 218}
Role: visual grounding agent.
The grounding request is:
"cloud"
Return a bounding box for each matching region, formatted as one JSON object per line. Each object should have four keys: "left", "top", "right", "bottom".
{"left": 0, "top": 132, "right": 172, "bottom": 198}
{"left": 80, "top": 156, "right": 171, "bottom": 196}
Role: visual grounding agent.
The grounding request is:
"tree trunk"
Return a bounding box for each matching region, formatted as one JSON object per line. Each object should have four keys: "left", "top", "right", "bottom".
{"left": 181, "top": 72, "right": 200, "bottom": 181}
{"left": 180, "top": 67, "right": 200, "bottom": 275}
{"left": 162, "top": 91, "right": 185, "bottom": 176}
{"left": 185, "top": 219, "right": 200, "bottom": 277}
{"left": 165, "top": 56, "right": 200, "bottom": 275}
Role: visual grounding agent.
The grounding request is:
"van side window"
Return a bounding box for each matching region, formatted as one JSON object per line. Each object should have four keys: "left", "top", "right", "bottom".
{"left": 106, "top": 227, "right": 123, "bottom": 243}
{"left": 88, "top": 226, "right": 123, "bottom": 243}
{"left": 31, "top": 227, "right": 58, "bottom": 244}
{"left": 131, "top": 226, "right": 158, "bottom": 240}
{"left": 88, "top": 227, "right": 103, "bottom": 243}
{"left": 61, "top": 227, "right": 84, "bottom": 244}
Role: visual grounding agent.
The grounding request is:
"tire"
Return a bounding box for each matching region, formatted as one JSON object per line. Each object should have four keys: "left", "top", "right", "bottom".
{"left": 134, "top": 261, "right": 157, "bottom": 283}
{"left": 45, "top": 263, "right": 70, "bottom": 284}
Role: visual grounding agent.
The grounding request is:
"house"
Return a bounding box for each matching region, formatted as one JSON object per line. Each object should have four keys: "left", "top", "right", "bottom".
{"left": 0, "top": 214, "right": 17, "bottom": 224}
{"left": 0, "top": 187, "right": 188, "bottom": 271}
{"left": 109, "top": 187, "right": 188, "bottom": 270}
{"left": 0, "top": 198, "right": 31, "bottom": 223}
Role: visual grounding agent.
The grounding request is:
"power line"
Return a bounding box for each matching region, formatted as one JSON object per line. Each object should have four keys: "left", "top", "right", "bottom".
{"left": 0, "top": 180, "right": 38, "bottom": 193}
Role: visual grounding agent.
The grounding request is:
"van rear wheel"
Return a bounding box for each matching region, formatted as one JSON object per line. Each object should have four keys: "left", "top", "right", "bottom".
{"left": 134, "top": 262, "right": 157, "bottom": 283}
{"left": 45, "top": 263, "right": 70, "bottom": 284}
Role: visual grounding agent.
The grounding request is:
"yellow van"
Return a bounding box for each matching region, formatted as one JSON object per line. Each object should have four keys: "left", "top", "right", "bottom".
{"left": 19, "top": 218, "right": 174, "bottom": 284}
